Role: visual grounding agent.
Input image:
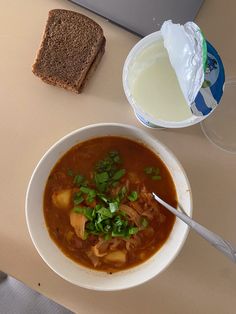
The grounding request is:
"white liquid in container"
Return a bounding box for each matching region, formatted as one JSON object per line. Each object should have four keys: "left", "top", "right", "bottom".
{"left": 128, "top": 40, "right": 192, "bottom": 122}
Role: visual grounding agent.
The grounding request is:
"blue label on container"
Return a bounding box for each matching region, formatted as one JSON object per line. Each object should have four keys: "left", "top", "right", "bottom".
{"left": 191, "top": 41, "right": 225, "bottom": 116}
{"left": 135, "top": 111, "right": 160, "bottom": 128}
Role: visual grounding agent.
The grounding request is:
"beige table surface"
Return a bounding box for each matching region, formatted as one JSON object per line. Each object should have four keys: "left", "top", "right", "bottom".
{"left": 0, "top": 0, "right": 236, "bottom": 313}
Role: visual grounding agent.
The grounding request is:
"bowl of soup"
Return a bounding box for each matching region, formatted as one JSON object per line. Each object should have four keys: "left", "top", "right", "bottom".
{"left": 25, "top": 123, "right": 192, "bottom": 290}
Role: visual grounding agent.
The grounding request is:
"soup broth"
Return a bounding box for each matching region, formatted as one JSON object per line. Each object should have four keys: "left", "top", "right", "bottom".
{"left": 43, "top": 136, "right": 176, "bottom": 273}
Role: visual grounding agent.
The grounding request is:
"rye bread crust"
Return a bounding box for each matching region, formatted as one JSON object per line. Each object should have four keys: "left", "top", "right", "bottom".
{"left": 79, "top": 37, "right": 105, "bottom": 92}
{"left": 32, "top": 9, "right": 105, "bottom": 93}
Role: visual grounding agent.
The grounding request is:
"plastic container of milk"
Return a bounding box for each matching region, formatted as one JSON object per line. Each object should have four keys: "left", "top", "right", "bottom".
{"left": 122, "top": 22, "right": 225, "bottom": 128}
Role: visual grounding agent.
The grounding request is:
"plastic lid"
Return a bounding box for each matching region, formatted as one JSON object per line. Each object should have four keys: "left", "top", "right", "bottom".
{"left": 201, "top": 79, "right": 236, "bottom": 153}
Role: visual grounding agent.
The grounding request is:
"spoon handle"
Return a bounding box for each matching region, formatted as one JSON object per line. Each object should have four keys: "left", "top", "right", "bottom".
{"left": 152, "top": 193, "right": 236, "bottom": 263}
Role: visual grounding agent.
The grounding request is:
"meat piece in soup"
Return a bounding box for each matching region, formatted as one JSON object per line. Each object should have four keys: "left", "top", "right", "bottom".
{"left": 43, "top": 136, "right": 176, "bottom": 273}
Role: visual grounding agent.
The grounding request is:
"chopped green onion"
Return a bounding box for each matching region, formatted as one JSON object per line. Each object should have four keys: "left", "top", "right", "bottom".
{"left": 109, "top": 202, "right": 119, "bottom": 213}
{"left": 113, "top": 215, "right": 123, "bottom": 227}
{"left": 73, "top": 174, "right": 86, "bottom": 187}
{"left": 128, "top": 227, "right": 139, "bottom": 235}
{"left": 73, "top": 206, "right": 93, "bottom": 220}
{"left": 109, "top": 151, "right": 121, "bottom": 163}
{"left": 112, "top": 169, "right": 126, "bottom": 181}
{"left": 118, "top": 186, "right": 127, "bottom": 200}
{"left": 97, "top": 182, "right": 107, "bottom": 193}
{"left": 91, "top": 208, "right": 96, "bottom": 218}
{"left": 128, "top": 191, "right": 138, "bottom": 202}
{"left": 80, "top": 186, "right": 95, "bottom": 194}
{"left": 73, "top": 192, "right": 84, "bottom": 205}
{"left": 80, "top": 186, "right": 97, "bottom": 202}
{"left": 144, "top": 167, "right": 154, "bottom": 174}
{"left": 67, "top": 169, "right": 74, "bottom": 176}
{"left": 113, "top": 155, "right": 121, "bottom": 163}
{"left": 87, "top": 196, "right": 95, "bottom": 203}
{"left": 112, "top": 181, "right": 119, "bottom": 187}
{"left": 104, "top": 233, "right": 112, "bottom": 241}
{"left": 151, "top": 175, "right": 162, "bottom": 181}
{"left": 111, "top": 230, "right": 127, "bottom": 237}
{"left": 103, "top": 224, "right": 112, "bottom": 233}
{"left": 144, "top": 167, "right": 161, "bottom": 180}
{"left": 140, "top": 217, "right": 149, "bottom": 229}
{"left": 97, "top": 193, "right": 109, "bottom": 204}
{"left": 97, "top": 207, "right": 113, "bottom": 219}
{"left": 70, "top": 150, "right": 152, "bottom": 240}
{"left": 89, "top": 230, "right": 100, "bottom": 235}
{"left": 85, "top": 207, "right": 93, "bottom": 220}
{"left": 95, "top": 221, "right": 104, "bottom": 232}
{"left": 95, "top": 204, "right": 102, "bottom": 211}
{"left": 95, "top": 172, "right": 109, "bottom": 183}
{"left": 119, "top": 210, "right": 127, "bottom": 217}
{"left": 94, "top": 172, "right": 109, "bottom": 192}
{"left": 96, "top": 151, "right": 121, "bottom": 174}
{"left": 86, "top": 221, "right": 96, "bottom": 231}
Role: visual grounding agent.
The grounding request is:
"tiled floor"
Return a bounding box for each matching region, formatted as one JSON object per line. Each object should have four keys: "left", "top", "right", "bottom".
{"left": 0, "top": 273, "right": 74, "bottom": 314}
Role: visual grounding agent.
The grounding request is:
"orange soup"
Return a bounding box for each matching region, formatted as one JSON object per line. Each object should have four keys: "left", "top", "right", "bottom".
{"left": 43, "top": 136, "right": 176, "bottom": 273}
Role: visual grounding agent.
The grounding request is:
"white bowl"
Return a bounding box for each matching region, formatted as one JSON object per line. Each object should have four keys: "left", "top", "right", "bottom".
{"left": 122, "top": 31, "right": 208, "bottom": 128}
{"left": 25, "top": 123, "right": 192, "bottom": 291}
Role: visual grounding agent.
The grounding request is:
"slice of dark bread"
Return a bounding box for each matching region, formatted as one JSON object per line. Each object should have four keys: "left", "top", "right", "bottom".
{"left": 32, "top": 9, "right": 105, "bottom": 93}
{"left": 79, "top": 37, "right": 106, "bottom": 92}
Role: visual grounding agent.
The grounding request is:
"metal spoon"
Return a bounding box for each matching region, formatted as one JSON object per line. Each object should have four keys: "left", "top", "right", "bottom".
{"left": 152, "top": 192, "right": 236, "bottom": 263}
